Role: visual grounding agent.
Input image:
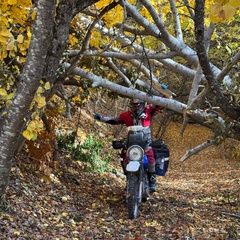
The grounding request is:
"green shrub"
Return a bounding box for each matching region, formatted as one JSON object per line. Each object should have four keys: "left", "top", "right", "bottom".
{"left": 58, "top": 131, "right": 111, "bottom": 172}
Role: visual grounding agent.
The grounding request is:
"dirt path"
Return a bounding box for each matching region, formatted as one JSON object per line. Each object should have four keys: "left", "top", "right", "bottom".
{"left": 1, "top": 123, "right": 239, "bottom": 239}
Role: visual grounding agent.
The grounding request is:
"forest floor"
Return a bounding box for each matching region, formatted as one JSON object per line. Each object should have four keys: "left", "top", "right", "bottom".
{"left": 0, "top": 114, "right": 240, "bottom": 239}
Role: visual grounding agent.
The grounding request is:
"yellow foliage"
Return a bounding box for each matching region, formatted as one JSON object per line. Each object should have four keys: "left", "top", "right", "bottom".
{"left": 18, "top": 41, "right": 29, "bottom": 56}
{"left": 69, "top": 34, "right": 78, "bottom": 45}
{"left": 222, "top": 3, "right": 237, "bottom": 19}
{"left": 23, "top": 118, "right": 44, "bottom": 141}
{"left": 90, "top": 30, "right": 102, "bottom": 48}
{"left": 35, "top": 94, "right": 46, "bottom": 108}
{"left": 39, "top": 85, "right": 46, "bottom": 93}
{"left": 17, "top": 34, "right": 24, "bottom": 43}
{"left": 95, "top": 0, "right": 114, "bottom": 9}
{"left": 210, "top": 0, "right": 239, "bottom": 23}
{"left": 0, "top": 88, "right": 7, "bottom": 97}
{"left": 6, "top": 92, "right": 14, "bottom": 100}
{"left": 229, "top": 0, "right": 240, "bottom": 8}
{"left": 28, "top": 120, "right": 44, "bottom": 130}
{"left": 23, "top": 129, "right": 35, "bottom": 141}
{"left": 6, "top": 39, "right": 16, "bottom": 51}
{"left": 0, "top": 16, "right": 10, "bottom": 27}
{"left": 72, "top": 95, "right": 81, "bottom": 102}
{"left": 8, "top": 0, "right": 17, "bottom": 5}
{"left": 0, "top": 29, "right": 12, "bottom": 37}
{"left": 140, "top": 7, "right": 152, "bottom": 21}
{"left": 0, "top": 51, "right": 8, "bottom": 59}
{"left": 44, "top": 82, "right": 51, "bottom": 90}
{"left": 103, "top": 5, "right": 124, "bottom": 28}
{"left": 0, "top": 0, "right": 32, "bottom": 59}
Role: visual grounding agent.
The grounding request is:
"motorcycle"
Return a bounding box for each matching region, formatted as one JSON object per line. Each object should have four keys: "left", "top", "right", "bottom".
{"left": 112, "top": 125, "right": 152, "bottom": 219}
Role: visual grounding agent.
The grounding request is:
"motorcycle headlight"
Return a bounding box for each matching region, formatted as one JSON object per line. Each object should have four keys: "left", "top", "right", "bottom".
{"left": 127, "top": 145, "right": 144, "bottom": 161}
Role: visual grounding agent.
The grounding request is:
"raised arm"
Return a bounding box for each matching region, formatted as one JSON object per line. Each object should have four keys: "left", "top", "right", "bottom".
{"left": 94, "top": 113, "right": 124, "bottom": 125}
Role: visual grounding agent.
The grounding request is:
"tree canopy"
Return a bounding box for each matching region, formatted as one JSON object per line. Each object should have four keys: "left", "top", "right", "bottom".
{"left": 0, "top": 0, "right": 240, "bottom": 197}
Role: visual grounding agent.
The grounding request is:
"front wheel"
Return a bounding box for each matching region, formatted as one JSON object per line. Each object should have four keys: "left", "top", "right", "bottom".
{"left": 127, "top": 174, "right": 140, "bottom": 219}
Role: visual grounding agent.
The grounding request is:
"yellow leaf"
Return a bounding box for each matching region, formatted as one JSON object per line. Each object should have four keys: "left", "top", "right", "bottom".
{"left": 61, "top": 196, "right": 68, "bottom": 202}
{"left": 28, "top": 120, "right": 43, "bottom": 131}
{"left": 37, "top": 86, "right": 44, "bottom": 93}
{"left": 0, "top": 35, "right": 7, "bottom": 43}
{"left": 13, "top": 231, "right": 20, "bottom": 236}
{"left": 145, "top": 220, "right": 157, "bottom": 227}
{"left": 0, "top": 88, "right": 7, "bottom": 97}
{"left": 8, "top": 0, "right": 18, "bottom": 5}
{"left": 31, "top": 10, "right": 37, "bottom": 20}
{"left": 6, "top": 100, "right": 12, "bottom": 107}
{"left": 145, "top": 221, "right": 151, "bottom": 227}
{"left": 44, "top": 82, "right": 51, "bottom": 90}
{"left": 6, "top": 39, "right": 15, "bottom": 51}
{"left": 0, "top": 29, "right": 12, "bottom": 37}
{"left": 90, "top": 30, "right": 102, "bottom": 48}
{"left": 17, "top": 34, "right": 24, "bottom": 43}
{"left": 27, "top": 28, "right": 32, "bottom": 38}
{"left": 23, "top": 129, "right": 35, "bottom": 141}
{"left": 69, "top": 34, "right": 78, "bottom": 45}
{"left": 6, "top": 92, "right": 14, "bottom": 100}
{"left": 31, "top": 133, "right": 38, "bottom": 141}
{"left": 1, "top": 16, "right": 9, "bottom": 27}
{"left": 62, "top": 212, "right": 68, "bottom": 217}
{"left": 35, "top": 95, "right": 46, "bottom": 108}
{"left": 222, "top": 3, "right": 236, "bottom": 20}
{"left": 210, "top": 2, "right": 237, "bottom": 22}
{"left": 229, "top": 0, "right": 240, "bottom": 8}
{"left": 96, "top": 0, "right": 112, "bottom": 9}
{"left": 31, "top": 112, "right": 40, "bottom": 120}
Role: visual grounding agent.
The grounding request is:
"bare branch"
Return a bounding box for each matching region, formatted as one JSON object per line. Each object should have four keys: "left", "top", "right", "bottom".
{"left": 66, "top": 1, "right": 120, "bottom": 76}
{"left": 121, "top": 0, "right": 161, "bottom": 37}
{"left": 68, "top": 50, "right": 178, "bottom": 60}
{"left": 169, "top": 0, "right": 183, "bottom": 41}
{"left": 180, "top": 138, "right": 217, "bottom": 162}
{"left": 183, "top": 0, "right": 194, "bottom": 19}
{"left": 194, "top": 0, "right": 240, "bottom": 121}
{"left": 216, "top": 51, "right": 240, "bottom": 83}
{"left": 64, "top": 62, "right": 187, "bottom": 113}
{"left": 104, "top": 58, "right": 132, "bottom": 87}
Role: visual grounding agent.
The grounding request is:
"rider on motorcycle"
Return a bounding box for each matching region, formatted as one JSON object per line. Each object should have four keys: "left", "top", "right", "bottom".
{"left": 94, "top": 98, "right": 163, "bottom": 192}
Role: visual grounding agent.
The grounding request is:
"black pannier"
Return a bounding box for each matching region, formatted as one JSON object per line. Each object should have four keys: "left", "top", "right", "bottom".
{"left": 151, "top": 140, "right": 170, "bottom": 176}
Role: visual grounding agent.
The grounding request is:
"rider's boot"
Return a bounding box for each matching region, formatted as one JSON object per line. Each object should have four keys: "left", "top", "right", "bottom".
{"left": 148, "top": 172, "right": 157, "bottom": 193}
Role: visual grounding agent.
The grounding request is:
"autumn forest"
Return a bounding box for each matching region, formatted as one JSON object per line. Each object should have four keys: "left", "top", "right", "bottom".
{"left": 0, "top": 0, "right": 240, "bottom": 239}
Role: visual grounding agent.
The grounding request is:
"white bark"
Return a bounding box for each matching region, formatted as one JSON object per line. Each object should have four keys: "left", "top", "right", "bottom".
{"left": 0, "top": 0, "right": 56, "bottom": 198}
{"left": 180, "top": 138, "right": 217, "bottom": 162}
{"left": 64, "top": 62, "right": 186, "bottom": 113}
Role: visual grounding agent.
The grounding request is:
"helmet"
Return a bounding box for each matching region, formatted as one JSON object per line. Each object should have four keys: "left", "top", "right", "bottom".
{"left": 130, "top": 98, "right": 145, "bottom": 118}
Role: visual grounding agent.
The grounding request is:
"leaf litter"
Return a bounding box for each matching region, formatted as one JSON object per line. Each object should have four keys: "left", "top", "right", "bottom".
{"left": 0, "top": 121, "right": 239, "bottom": 240}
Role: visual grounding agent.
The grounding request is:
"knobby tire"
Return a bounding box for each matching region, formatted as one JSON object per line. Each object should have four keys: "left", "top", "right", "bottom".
{"left": 127, "top": 174, "right": 139, "bottom": 219}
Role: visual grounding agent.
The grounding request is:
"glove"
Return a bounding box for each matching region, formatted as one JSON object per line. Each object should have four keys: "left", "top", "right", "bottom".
{"left": 94, "top": 113, "right": 101, "bottom": 120}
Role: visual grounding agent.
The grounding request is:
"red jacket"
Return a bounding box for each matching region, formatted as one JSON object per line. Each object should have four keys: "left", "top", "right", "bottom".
{"left": 102, "top": 104, "right": 162, "bottom": 126}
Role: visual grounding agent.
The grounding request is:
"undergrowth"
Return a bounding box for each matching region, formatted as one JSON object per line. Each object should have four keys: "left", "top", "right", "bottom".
{"left": 58, "top": 131, "right": 112, "bottom": 172}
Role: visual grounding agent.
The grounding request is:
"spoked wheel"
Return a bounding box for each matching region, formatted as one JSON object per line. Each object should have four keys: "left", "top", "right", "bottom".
{"left": 127, "top": 174, "right": 140, "bottom": 219}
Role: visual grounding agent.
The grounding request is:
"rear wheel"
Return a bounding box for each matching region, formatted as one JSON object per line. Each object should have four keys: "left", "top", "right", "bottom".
{"left": 127, "top": 174, "right": 139, "bottom": 219}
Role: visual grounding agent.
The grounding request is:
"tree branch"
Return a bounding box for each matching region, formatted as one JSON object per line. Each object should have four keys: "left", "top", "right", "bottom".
{"left": 180, "top": 138, "right": 217, "bottom": 162}
{"left": 64, "top": 62, "right": 187, "bottom": 113}
{"left": 169, "top": 0, "right": 183, "bottom": 41}
{"left": 194, "top": 0, "right": 240, "bottom": 121}
{"left": 216, "top": 51, "right": 240, "bottom": 83}
{"left": 66, "top": 1, "right": 120, "bottom": 76}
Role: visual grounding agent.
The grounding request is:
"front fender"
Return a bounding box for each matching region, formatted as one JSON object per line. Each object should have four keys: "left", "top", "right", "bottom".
{"left": 126, "top": 161, "right": 140, "bottom": 172}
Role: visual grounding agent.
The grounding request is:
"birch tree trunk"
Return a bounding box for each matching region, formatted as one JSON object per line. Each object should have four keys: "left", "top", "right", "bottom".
{"left": 0, "top": 0, "right": 56, "bottom": 198}
{"left": 0, "top": 0, "right": 101, "bottom": 198}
